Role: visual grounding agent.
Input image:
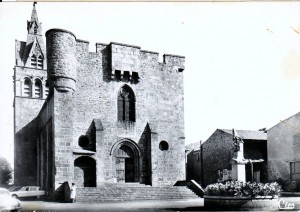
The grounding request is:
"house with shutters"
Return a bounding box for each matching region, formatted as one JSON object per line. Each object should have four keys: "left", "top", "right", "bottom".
{"left": 268, "top": 112, "right": 300, "bottom": 186}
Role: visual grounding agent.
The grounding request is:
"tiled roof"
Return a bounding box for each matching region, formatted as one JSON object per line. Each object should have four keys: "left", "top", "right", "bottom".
{"left": 219, "top": 129, "right": 267, "bottom": 140}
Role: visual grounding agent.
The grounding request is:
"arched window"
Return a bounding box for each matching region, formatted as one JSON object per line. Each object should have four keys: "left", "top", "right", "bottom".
{"left": 23, "top": 78, "right": 31, "bottom": 97}
{"left": 118, "top": 85, "right": 135, "bottom": 122}
{"left": 34, "top": 79, "right": 42, "bottom": 98}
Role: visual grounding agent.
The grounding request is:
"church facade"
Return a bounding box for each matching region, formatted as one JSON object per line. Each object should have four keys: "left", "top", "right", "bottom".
{"left": 14, "top": 4, "right": 186, "bottom": 198}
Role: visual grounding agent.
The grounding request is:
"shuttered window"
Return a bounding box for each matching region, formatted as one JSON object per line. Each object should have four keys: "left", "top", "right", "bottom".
{"left": 45, "top": 82, "right": 49, "bottom": 97}
{"left": 291, "top": 161, "right": 300, "bottom": 180}
{"left": 23, "top": 78, "right": 31, "bottom": 97}
{"left": 34, "top": 79, "right": 42, "bottom": 98}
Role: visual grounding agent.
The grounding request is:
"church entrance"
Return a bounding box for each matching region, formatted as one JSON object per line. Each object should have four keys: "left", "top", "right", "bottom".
{"left": 112, "top": 140, "right": 140, "bottom": 183}
{"left": 74, "top": 156, "right": 96, "bottom": 187}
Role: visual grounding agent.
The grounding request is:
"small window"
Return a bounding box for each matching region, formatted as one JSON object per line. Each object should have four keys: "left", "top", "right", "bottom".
{"left": 37, "top": 55, "right": 43, "bottom": 69}
{"left": 291, "top": 161, "right": 300, "bottom": 180}
{"left": 132, "top": 72, "right": 139, "bottom": 83}
{"left": 45, "top": 81, "right": 49, "bottom": 97}
{"left": 31, "top": 54, "right": 37, "bottom": 67}
{"left": 115, "top": 70, "right": 121, "bottom": 81}
{"left": 34, "top": 79, "right": 42, "bottom": 98}
{"left": 123, "top": 71, "right": 130, "bottom": 81}
{"left": 23, "top": 78, "right": 31, "bottom": 97}
{"left": 159, "top": 141, "right": 169, "bottom": 151}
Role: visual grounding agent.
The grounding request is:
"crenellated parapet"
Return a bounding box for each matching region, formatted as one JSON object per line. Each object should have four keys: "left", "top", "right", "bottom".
{"left": 163, "top": 54, "right": 185, "bottom": 72}
{"left": 46, "top": 29, "right": 77, "bottom": 92}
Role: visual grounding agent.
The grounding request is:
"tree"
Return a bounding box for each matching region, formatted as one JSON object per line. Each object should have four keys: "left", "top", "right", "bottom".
{"left": 0, "top": 156, "right": 13, "bottom": 185}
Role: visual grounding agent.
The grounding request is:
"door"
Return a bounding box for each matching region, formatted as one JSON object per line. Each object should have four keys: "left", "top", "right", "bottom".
{"left": 125, "top": 158, "right": 134, "bottom": 182}
{"left": 116, "top": 157, "right": 125, "bottom": 183}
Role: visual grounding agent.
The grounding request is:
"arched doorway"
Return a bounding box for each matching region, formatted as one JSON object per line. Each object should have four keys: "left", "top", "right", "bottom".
{"left": 111, "top": 140, "right": 141, "bottom": 183}
{"left": 74, "top": 156, "right": 96, "bottom": 187}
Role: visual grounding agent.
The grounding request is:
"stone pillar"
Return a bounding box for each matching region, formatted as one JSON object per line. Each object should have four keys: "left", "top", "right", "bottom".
{"left": 231, "top": 141, "right": 246, "bottom": 182}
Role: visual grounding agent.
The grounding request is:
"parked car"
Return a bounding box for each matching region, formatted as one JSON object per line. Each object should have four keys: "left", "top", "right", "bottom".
{"left": 0, "top": 188, "right": 21, "bottom": 211}
{"left": 9, "top": 186, "right": 45, "bottom": 199}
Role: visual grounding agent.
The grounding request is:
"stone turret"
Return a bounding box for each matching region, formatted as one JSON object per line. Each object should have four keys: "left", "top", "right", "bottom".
{"left": 45, "top": 29, "right": 77, "bottom": 92}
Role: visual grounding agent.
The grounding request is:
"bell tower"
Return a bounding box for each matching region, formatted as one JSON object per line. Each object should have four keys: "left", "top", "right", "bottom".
{"left": 14, "top": 2, "right": 49, "bottom": 132}
{"left": 13, "top": 3, "right": 50, "bottom": 186}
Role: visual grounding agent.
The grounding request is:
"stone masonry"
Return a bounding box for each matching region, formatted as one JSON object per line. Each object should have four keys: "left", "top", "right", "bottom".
{"left": 14, "top": 5, "right": 186, "bottom": 199}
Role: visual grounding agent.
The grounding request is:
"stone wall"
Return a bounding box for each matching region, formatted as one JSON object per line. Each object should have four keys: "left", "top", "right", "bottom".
{"left": 186, "top": 149, "right": 202, "bottom": 182}
{"left": 201, "top": 130, "right": 235, "bottom": 185}
{"left": 14, "top": 118, "right": 38, "bottom": 185}
{"left": 268, "top": 112, "right": 300, "bottom": 181}
{"left": 43, "top": 28, "right": 185, "bottom": 187}
{"left": 14, "top": 97, "right": 45, "bottom": 132}
{"left": 37, "top": 95, "right": 54, "bottom": 193}
{"left": 17, "top": 26, "right": 186, "bottom": 194}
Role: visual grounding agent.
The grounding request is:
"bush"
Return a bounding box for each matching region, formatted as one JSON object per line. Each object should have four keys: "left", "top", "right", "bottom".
{"left": 0, "top": 157, "right": 13, "bottom": 185}
{"left": 205, "top": 181, "right": 281, "bottom": 197}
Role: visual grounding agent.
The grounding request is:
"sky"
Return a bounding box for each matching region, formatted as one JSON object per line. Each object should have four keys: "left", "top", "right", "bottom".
{"left": 0, "top": 2, "right": 300, "bottom": 166}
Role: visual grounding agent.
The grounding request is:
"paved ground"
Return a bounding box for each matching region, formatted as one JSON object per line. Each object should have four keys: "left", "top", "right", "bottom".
{"left": 19, "top": 198, "right": 204, "bottom": 212}
{"left": 18, "top": 197, "right": 300, "bottom": 211}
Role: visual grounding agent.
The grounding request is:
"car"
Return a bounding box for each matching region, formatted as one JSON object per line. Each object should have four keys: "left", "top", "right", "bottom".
{"left": 0, "top": 188, "right": 21, "bottom": 212}
{"left": 9, "top": 186, "right": 45, "bottom": 199}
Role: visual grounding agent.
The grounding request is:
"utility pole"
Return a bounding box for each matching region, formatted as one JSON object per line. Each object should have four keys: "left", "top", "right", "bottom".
{"left": 200, "top": 140, "right": 204, "bottom": 185}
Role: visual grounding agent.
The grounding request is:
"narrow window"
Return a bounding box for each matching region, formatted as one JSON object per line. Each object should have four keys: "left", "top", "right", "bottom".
{"left": 291, "top": 161, "right": 300, "bottom": 180}
{"left": 37, "top": 55, "right": 43, "bottom": 69}
{"left": 34, "top": 25, "right": 38, "bottom": 34}
{"left": 23, "top": 78, "right": 31, "bottom": 97}
{"left": 117, "top": 85, "right": 135, "bottom": 122}
{"left": 45, "top": 81, "right": 49, "bottom": 97}
{"left": 34, "top": 79, "right": 42, "bottom": 98}
{"left": 31, "top": 54, "right": 37, "bottom": 67}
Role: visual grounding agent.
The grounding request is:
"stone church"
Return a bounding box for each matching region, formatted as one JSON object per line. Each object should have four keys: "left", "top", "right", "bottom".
{"left": 14, "top": 4, "right": 186, "bottom": 199}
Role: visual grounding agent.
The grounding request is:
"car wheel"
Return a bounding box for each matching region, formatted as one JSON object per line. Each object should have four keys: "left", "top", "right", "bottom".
{"left": 11, "top": 194, "right": 18, "bottom": 199}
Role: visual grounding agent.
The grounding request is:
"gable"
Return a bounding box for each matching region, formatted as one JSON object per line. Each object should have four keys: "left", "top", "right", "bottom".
{"left": 268, "top": 111, "right": 300, "bottom": 133}
{"left": 23, "top": 38, "right": 44, "bottom": 67}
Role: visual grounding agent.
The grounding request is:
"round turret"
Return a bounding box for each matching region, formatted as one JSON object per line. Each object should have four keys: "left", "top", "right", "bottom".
{"left": 46, "top": 29, "right": 77, "bottom": 92}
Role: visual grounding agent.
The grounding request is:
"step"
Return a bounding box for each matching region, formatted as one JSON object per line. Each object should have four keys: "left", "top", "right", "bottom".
{"left": 76, "top": 185, "right": 200, "bottom": 202}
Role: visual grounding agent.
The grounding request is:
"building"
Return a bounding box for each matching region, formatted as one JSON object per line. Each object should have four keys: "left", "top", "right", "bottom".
{"left": 186, "top": 129, "right": 267, "bottom": 186}
{"left": 14, "top": 4, "right": 186, "bottom": 199}
{"left": 268, "top": 112, "right": 300, "bottom": 184}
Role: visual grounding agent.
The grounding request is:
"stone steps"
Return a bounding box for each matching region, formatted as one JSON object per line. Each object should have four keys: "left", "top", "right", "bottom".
{"left": 76, "top": 185, "right": 200, "bottom": 202}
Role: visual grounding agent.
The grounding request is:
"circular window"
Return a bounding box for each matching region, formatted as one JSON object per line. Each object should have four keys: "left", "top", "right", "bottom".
{"left": 78, "top": 135, "right": 90, "bottom": 148}
{"left": 159, "top": 141, "right": 169, "bottom": 151}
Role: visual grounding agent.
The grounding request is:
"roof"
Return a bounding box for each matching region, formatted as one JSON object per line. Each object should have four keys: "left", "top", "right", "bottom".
{"left": 268, "top": 111, "right": 300, "bottom": 132}
{"left": 219, "top": 129, "right": 267, "bottom": 140}
{"left": 185, "top": 142, "right": 200, "bottom": 151}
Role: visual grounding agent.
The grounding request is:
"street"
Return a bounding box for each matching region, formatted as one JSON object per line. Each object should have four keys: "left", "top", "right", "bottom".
{"left": 19, "top": 198, "right": 204, "bottom": 212}
{"left": 18, "top": 197, "right": 300, "bottom": 212}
